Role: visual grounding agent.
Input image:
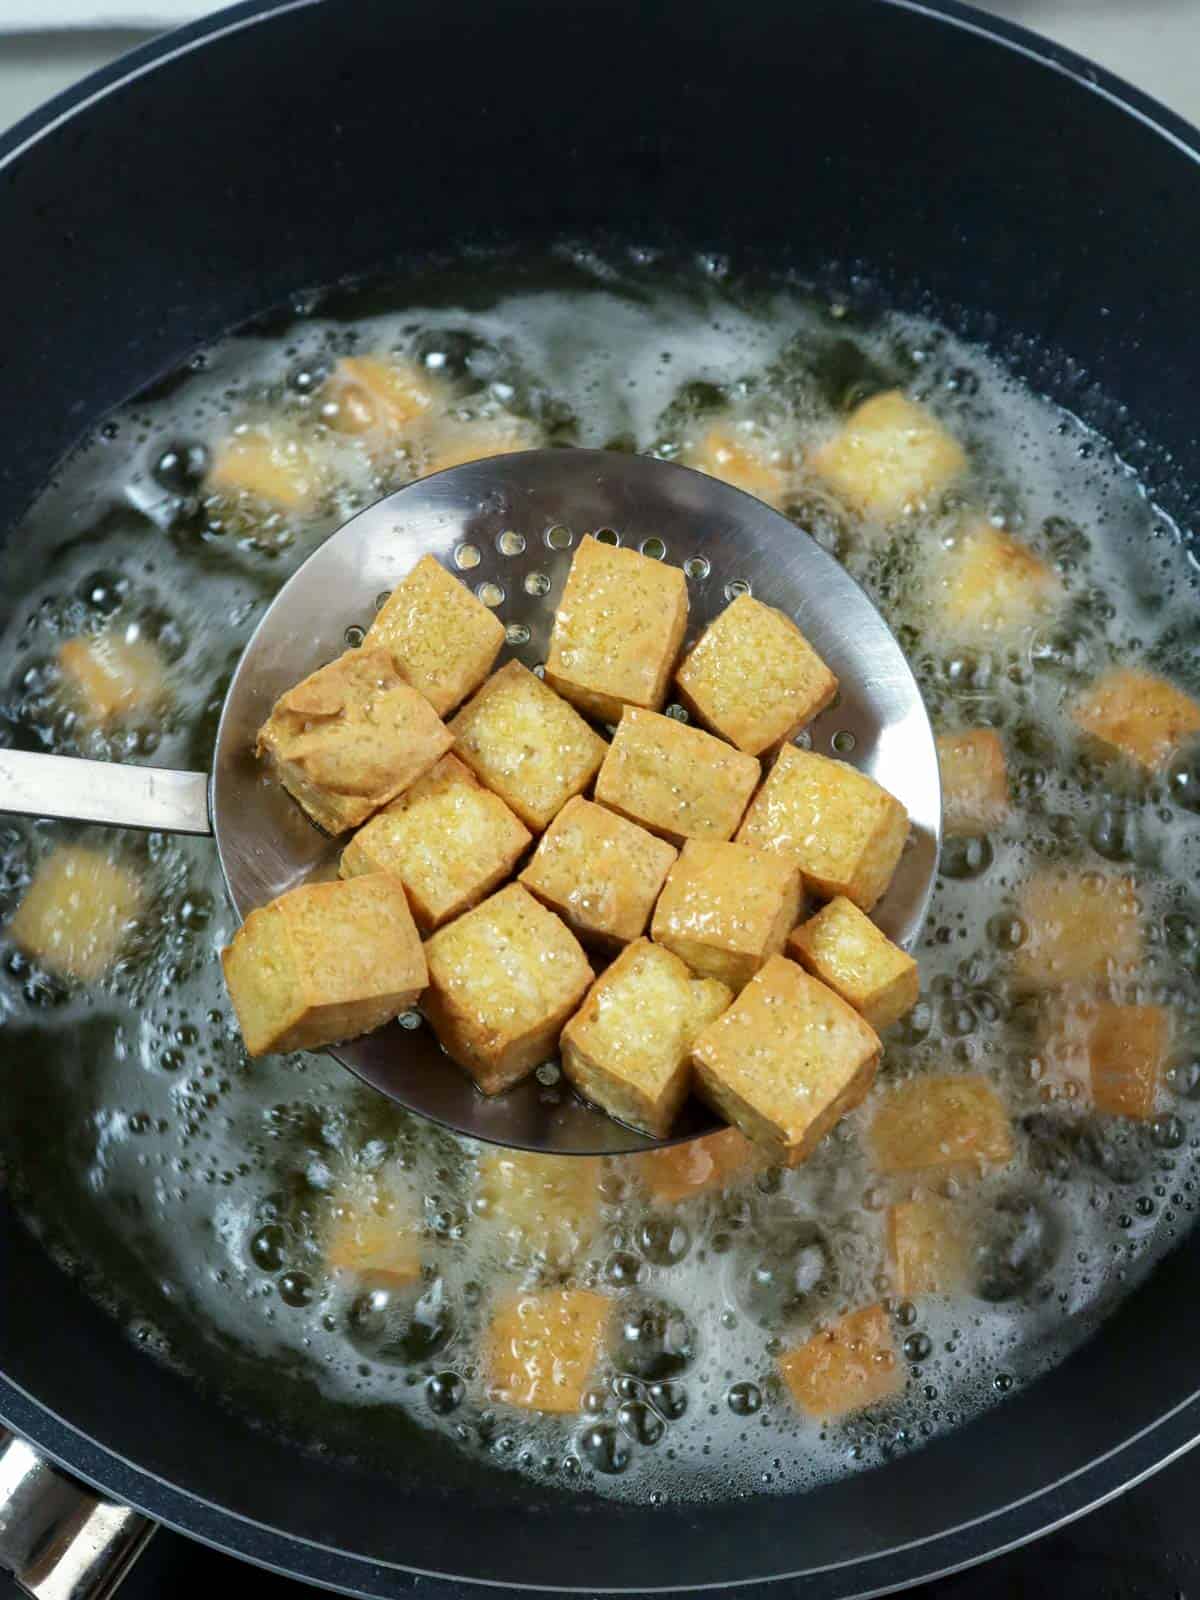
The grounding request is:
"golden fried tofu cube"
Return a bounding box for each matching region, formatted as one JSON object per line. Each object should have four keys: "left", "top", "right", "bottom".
{"left": 322, "top": 356, "right": 441, "bottom": 435}
{"left": 58, "top": 630, "right": 167, "bottom": 726}
{"left": 207, "top": 426, "right": 319, "bottom": 511}
{"left": 364, "top": 553, "right": 504, "bottom": 717}
{"left": 683, "top": 422, "right": 793, "bottom": 508}
{"left": 561, "top": 939, "right": 731, "bottom": 1136}
{"left": 543, "top": 536, "right": 689, "bottom": 723}
{"left": 736, "top": 746, "right": 908, "bottom": 912}
{"left": 518, "top": 796, "right": 676, "bottom": 950}
{"left": 422, "top": 883, "right": 592, "bottom": 1093}
{"left": 256, "top": 646, "right": 453, "bottom": 835}
{"left": 675, "top": 595, "right": 838, "bottom": 756}
{"left": 651, "top": 839, "right": 802, "bottom": 990}
{"left": 220, "top": 874, "right": 427, "bottom": 1058}
{"left": 869, "top": 1075, "right": 1013, "bottom": 1176}
{"left": 808, "top": 391, "right": 966, "bottom": 522}
{"left": 934, "top": 521, "right": 1062, "bottom": 640}
{"left": 887, "top": 1197, "right": 971, "bottom": 1297}
{"left": 450, "top": 661, "right": 607, "bottom": 832}
{"left": 1013, "top": 869, "right": 1142, "bottom": 989}
{"left": 1072, "top": 667, "right": 1200, "bottom": 773}
{"left": 690, "top": 955, "right": 880, "bottom": 1165}
{"left": 635, "top": 1126, "right": 759, "bottom": 1204}
{"left": 8, "top": 845, "right": 142, "bottom": 983}
{"left": 486, "top": 1287, "right": 611, "bottom": 1414}
{"left": 937, "top": 728, "right": 1009, "bottom": 837}
{"left": 1089, "top": 1003, "right": 1173, "bottom": 1121}
{"left": 787, "top": 896, "right": 918, "bottom": 1029}
{"left": 340, "top": 754, "right": 530, "bottom": 931}
{"left": 323, "top": 1174, "right": 421, "bottom": 1283}
{"left": 778, "top": 1304, "right": 903, "bottom": 1420}
{"left": 475, "top": 1148, "right": 604, "bottom": 1269}
{"left": 419, "top": 416, "right": 539, "bottom": 474}
{"left": 594, "top": 706, "right": 760, "bottom": 846}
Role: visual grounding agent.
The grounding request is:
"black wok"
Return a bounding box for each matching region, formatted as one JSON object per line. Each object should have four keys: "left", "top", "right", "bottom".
{"left": 1, "top": 0, "right": 1200, "bottom": 1592}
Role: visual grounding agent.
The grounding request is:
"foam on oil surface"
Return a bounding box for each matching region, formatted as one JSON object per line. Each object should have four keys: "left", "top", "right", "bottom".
{"left": 0, "top": 251, "right": 1199, "bottom": 1502}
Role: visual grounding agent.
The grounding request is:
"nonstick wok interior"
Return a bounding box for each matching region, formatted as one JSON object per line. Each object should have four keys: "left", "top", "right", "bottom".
{"left": 1, "top": 0, "right": 1200, "bottom": 1592}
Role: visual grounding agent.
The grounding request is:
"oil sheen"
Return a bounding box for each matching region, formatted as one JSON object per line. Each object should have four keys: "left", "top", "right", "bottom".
{"left": 0, "top": 249, "right": 1198, "bottom": 1503}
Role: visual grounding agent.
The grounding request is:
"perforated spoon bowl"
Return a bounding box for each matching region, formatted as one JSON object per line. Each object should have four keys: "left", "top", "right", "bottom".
{"left": 0, "top": 449, "right": 941, "bottom": 1154}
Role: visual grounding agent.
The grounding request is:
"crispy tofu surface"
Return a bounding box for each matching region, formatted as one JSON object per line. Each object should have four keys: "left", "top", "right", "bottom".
{"left": 422, "top": 883, "right": 592, "bottom": 1093}
{"left": 487, "top": 1287, "right": 611, "bottom": 1413}
{"left": 1072, "top": 666, "right": 1200, "bottom": 773}
{"left": 220, "top": 873, "right": 427, "bottom": 1057}
{"left": 519, "top": 796, "right": 676, "bottom": 949}
{"left": 634, "top": 1126, "right": 759, "bottom": 1204}
{"left": 257, "top": 646, "right": 453, "bottom": 835}
{"left": 787, "top": 895, "right": 918, "bottom": 1029}
{"left": 364, "top": 554, "right": 505, "bottom": 717}
{"left": 58, "top": 631, "right": 167, "bottom": 726}
{"left": 736, "top": 745, "right": 908, "bottom": 911}
{"left": 778, "top": 1303, "right": 903, "bottom": 1419}
{"left": 676, "top": 594, "right": 838, "bottom": 756}
{"left": 561, "top": 938, "right": 731, "bottom": 1136}
{"left": 937, "top": 728, "right": 1009, "bottom": 838}
{"left": 8, "top": 845, "right": 143, "bottom": 983}
{"left": 887, "top": 1197, "right": 971, "bottom": 1297}
{"left": 340, "top": 753, "right": 531, "bottom": 930}
{"left": 1013, "top": 869, "right": 1142, "bottom": 989}
{"left": 544, "top": 535, "right": 689, "bottom": 723}
{"left": 651, "top": 838, "right": 803, "bottom": 990}
{"left": 594, "top": 706, "right": 760, "bottom": 846}
{"left": 450, "top": 661, "right": 607, "bottom": 832}
{"left": 808, "top": 391, "right": 966, "bottom": 522}
{"left": 690, "top": 955, "right": 880, "bottom": 1165}
{"left": 869, "top": 1075, "right": 1013, "bottom": 1176}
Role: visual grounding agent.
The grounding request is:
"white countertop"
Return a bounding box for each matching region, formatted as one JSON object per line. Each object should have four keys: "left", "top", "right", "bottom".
{"left": 0, "top": 3, "right": 1197, "bottom": 142}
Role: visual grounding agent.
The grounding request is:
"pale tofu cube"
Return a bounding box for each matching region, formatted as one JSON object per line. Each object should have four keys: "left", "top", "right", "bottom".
{"left": 364, "top": 553, "right": 504, "bottom": 717}
{"left": 256, "top": 646, "right": 453, "bottom": 835}
{"left": 682, "top": 421, "right": 793, "bottom": 507}
{"left": 1013, "top": 869, "right": 1142, "bottom": 989}
{"left": 58, "top": 630, "right": 167, "bottom": 726}
{"left": 418, "top": 415, "right": 540, "bottom": 474}
{"left": 543, "top": 535, "right": 689, "bottom": 723}
{"left": 422, "top": 883, "right": 592, "bottom": 1094}
{"left": 220, "top": 874, "right": 427, "bottom": 1057}
{"left": 1071, "top": 667, "right": 1200, "bottom": 773}
{"left": 323, "top": 1174, "right": 422, "bottom": 1283}
{"left": 736, "top": 745, "right": 908, "bottom": 912}
{"left": 518, "top": 796, "right": 676, "bottom": 950}
{"left": 690, "top": 955, "right": 880, "bottom": 1166}
{"left": 1089, "top": 1003, "right": 1173, "bottom": 1121}
{"left": 8, "top": 845, "right": 142, "bottom": 983}
{"left": 594, "top": 706, "right": 760, "bottom": 846}
{"left": 778, "top": 1304, "right": 903, "bottom": 1420}
{"left": 888, "top": 1197, "right": 971, "bottom": 1296}
{"left": 675, "top": 595, "right": 838, "bottom": 756}
{"left": 560, "top": 938, "right": 732, "bottom": 1136}
{"left": 932, "top": 521, "right": 1062, "bottom": 640}
{"left": 634, "top": 1126, "right": 760, "bottom": 1204}
{"left": 449, "top": 661, "right": 607, "bottom": 832}
{"left": 475, "top": 1148, "right": 604, "bottom": 1269}
{"left": 486, "top": 1287, "right": 611, "bottom": 1414}
{"left": 869, "top": 1075, "right": 1013, "bottom": 1176}
{"left": 207, "top": 426, "right": 320, "bottom": 511}
{"left": 787, "top": 896, "right": 918, "bottom": 1029}
{"left": 340, "top": 754, "right": 531, "bottom": 931}
{"left": 651, "top": 839, "right": 802, "bottom": 990}
{"left": 808, "top": 391, "right": 966, "bottom": 521}
{"left": 937, "top": 728, "right": 1009, "bottom": 837}
{"left": 322, "top": 356, "right": 442, "bottom": 435}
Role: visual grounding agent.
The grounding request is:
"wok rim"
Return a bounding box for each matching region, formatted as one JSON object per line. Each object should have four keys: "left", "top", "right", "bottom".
{"left": 1, "top": 0, "right": 1200, "bottom": 1592}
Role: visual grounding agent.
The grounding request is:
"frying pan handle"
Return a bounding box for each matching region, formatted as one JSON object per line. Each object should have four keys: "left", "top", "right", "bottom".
{"left": 0, "top": 751, "right": 211, "bottom": 836}
{"left": 0, "top": 1431, "right": 154, "bottom": 1599}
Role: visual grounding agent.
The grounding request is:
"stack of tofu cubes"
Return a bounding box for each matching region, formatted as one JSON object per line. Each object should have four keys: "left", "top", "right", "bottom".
{"left": 222, "top": 532, "right": 919, "bottom": 1164}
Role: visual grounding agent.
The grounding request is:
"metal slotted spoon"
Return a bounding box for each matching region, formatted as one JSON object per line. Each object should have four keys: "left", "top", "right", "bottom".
{"left": 0, "top": 450, "right": 941, "bottom": 1155}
